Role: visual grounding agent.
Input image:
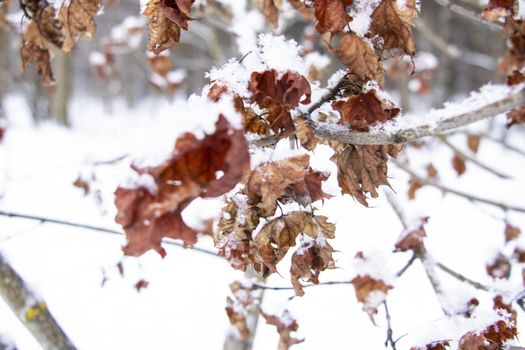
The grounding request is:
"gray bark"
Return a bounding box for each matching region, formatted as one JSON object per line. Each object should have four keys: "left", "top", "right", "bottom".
{"left": 0, "top": 252, "right": 77, "bottom": 350}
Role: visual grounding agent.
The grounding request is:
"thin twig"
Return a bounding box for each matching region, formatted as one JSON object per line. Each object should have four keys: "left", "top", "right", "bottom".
{"left": 396, "top": 252, "right": 418, "bottom": 277}
{"left": 476, "top": 132, "right": 525, "bottom": 157}
{"left": 436, "top": 262, "right": 490, "bottom": 291}
{"left": 252, "top": 280, "right": 352, "bottom": 291}
{"left": 415, "top": 18, "right": 497, "bottom": 71}
{"left": 384, "top": 191, "right": 449, "bottom": 315}
{"left": 384, "top": 301, "right": 397, "bottom": 350}
{"left": 0, "top": 210, "right": 219, "bottom": 257}
{"left": 436, "top": 135, "right": 511, "bottom": 179}
{"left": 431, "top": 0, "right": 503, "bottom": 29}
{"left": 392, "top": 159, "right": 525, "bottom": 213}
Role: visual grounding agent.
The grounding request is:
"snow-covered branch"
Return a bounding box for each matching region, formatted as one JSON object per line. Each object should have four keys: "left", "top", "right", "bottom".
{"left": 309, "top": 84, "right": 525, "bottom": 145}
{"left": 0, "top": 252, "right": 76, "bottom": 350}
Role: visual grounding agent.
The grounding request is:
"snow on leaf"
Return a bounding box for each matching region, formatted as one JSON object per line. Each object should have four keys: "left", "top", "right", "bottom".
{"left": 351, "top": 275, "right": 392, "bottom": 321}
{"left": 262, "top": 310, "right": 304, "bottom": 350}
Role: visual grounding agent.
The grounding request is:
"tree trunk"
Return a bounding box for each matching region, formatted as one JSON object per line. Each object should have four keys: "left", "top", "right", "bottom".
{"left": 52, "top": 51, "right": 72, "bottom": 126}
{"left": 0, "top": 252, "right": 77, "bottom": 350}
{"left": 0, "top": 28, "right": 8, "bottom": 119}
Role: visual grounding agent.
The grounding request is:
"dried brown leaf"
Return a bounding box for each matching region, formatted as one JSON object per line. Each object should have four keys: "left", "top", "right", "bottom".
{"left": 336, "top": 33, "right": 383, "bottom": 83}
{"left": 313, "top": 0, "right": 353, "bottom": 34}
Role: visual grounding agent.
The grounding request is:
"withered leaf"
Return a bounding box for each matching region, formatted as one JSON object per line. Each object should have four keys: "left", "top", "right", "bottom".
{"left": 286, "top": 168, "right": 333, "bottom": 207}
{"left": 467, "top": 134, "right": 481, "bottom": 154}
{"left": 225, "top": 281, "right": 259, "bottom": 339}
{"left": 290, "top": 238, "right": 336, "bottom": 296}
{"left": 249, "top": 70, "right": 311, "bottom": 139}
{"left": 451, "top": 153, "right": 466, "bottom": 176}
{"left": 507, "top": 70, "right": 525, "bottom": 85}
{"left": 336, "top": 33, "right": 383, "bottom": 83}
{"left": 144, "top": 0, "right": 182, "bottom": 54}
{"left": 32, "top": 4, "right": 65, "bottom": 49}
{"left": 395, "top": 217, "right": 428, "bottom": 251}
{"left": 332, "top": 90, "right": 399, "bottom": 131}
{"left": 254, "top": 211, "right": 335, "bottom": 273}
{"left": 59, "top": 0, "right": 101, "bottom": 52}
{"left": 410, "top": 341, "right": 450, "bottom": 350}
{"left": 294, "top": 117, "right": 317, "bottom": 151}
{"left": 505, "top": 223, "right": 521, "bottom": 242}
{"left": 257, "top": 0, "right": 282, "bottom": 28}
{"left": 134, "top": 279, "right": 149, "bottom": 292}
{"left": 407, "top": 178, "right": 422, "bottom": 200}
{"left": 314, "top": 0, "right": 353, "bottom": 35}
{"left": 20, "top": 21, "right": 55, "bottom": 87}
{"left": 330, "top": 144, "right": 400, "bottom": 206}
{"left": 262, "top": 310, "right": 304, "bottom": 350}
{"left": 288, "top": 0, "right": 314, "bottom": 19}
{"left": 499, "top": 18, "right": 525, "bottom": 76}
{"left": 159, "top": 0, "right": 195, "bottom": 30}
{"left": 351, "top": 275, "right": 392, "bottom": 320}
{"left": 245, "top": 154, "right": 310, "bottom": 217}
{"left": 370, "top": 0, "right": 417, "bottom": 55}
{"left": 483, "top": 0, "right": 515, "bottom": 21}
{"left": 486, "top": 253, "right": 511, "bottom": 279}
{"left": 115, "top": 115, "right": 250, "bottom": 256}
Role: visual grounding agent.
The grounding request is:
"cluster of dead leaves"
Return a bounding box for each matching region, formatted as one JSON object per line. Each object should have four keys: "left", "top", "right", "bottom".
{"left": 20, "top": 0, "right": 101, "bottom": 86}
{"left": 248, "top": 69, "right": 312, "bottom": 140}
{"left": 143, "top": 0, "right": 194, "bottom": 54}
{"left": 115, "top": 115, "right": 250, "bottom": 256}
{"left": 330, "top": 143, "right": 400, "bottom": 206}
{"left": 216, "top": 154, "right": 336, "bottom": 295}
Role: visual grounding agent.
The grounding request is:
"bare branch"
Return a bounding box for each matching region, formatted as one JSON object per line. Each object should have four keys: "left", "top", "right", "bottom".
{"left": 435, "top": 262, "right": 490, "bottom": 291}
{"left": 415, "top": 18, "right": 497, "bottom": 71}
{"left": 0, "top": 210, "right": 219, "bottom": 257}
{"left": 391, "top": 159, "right": 525, "bottom": 213}
{"left": 308, "top": 85, "right": 525, "bottom": 145}
{"left": 436, "top": 135, "right": 511, "bottom": 179}
{"left": 383, "top": 301, "right": 397, "bottom": 350}
{"left": 431, "top": 0, "right": 504, "bottom": 29}
{"left": 0, "top": 252, "right": 77, "bottom": 350}
{"left": 252, "top": 280, "right": 352, "bottom": 291}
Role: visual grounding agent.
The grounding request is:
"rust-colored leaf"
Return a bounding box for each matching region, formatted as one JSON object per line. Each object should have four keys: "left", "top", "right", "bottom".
{"left": 245, "top": 155, "right": 310, "bottom": 217}
{"left": 20, "top": 21, "right": 55, "bottom": 87}
{"left": 159, "top": 0, "right": 195, "bottom": 30}
{"left": 407, "top": 178, "right": 422, "bottom": 200}
{"left": 294, "top": 117, "right": 317, "bottom": 151}
{"left": 59, "top": 0, "right": 101, "bottom": 52}
{"left": 370, "top": 0, "right": 417, "bottom": 55}
{"left": 115, "top": 115, "right": 250, "bottom": 256}
{"left": 467, "top": 134, "right": 481, "bottom": 154}
{"left": 483, "top": 0, "right": 515, "bottom": 21}
{"left": 505, "top": 223, "right": 521, "bottom": 242}
{"left": 507, "top": 70, "right": 525, "bottom": 85}
{"left": 499, "top": 18, "right": 525, "bottom": 76}
{"left": 330, "top": 144, "right": 400, "bottom": 206}
{"left": 507, "top": 106, "right": 525, "bottom": 128}
{"left": 351, "top": 275, "right": 392, "bottom": 320}
{"left": 336, "top": 33, "right": 383, "bottom": 83}
{"left": 288, "top": 0, "right": 314, "bottom": 19}
{"left": 144, "top": 0, "right": 182, "bottom": 54}
{"left": 249, "top": 69, "right": 311, "bottom": 139}
{"left": 286, "top": 168, "right": 332, "bottom": 207}
{"left": 395, "top": 217, "right": 428, "bottom": 251}
{"left": 257, "top": 0, "right": 282, "bottom": 28}
{"left": 332, "top": 90, "right": 399, "bottom": 131}
{"left": 262, "top": 310, "right": 304, "bottom": 350}
{"left": 290, "top": 237, "right": 336, "bottom": 296}
{"left": 451, "top": 153, "right": 466, "bottom": 176}
{"left": 314, "top": 0, "right": 353, "bottom": 35}
{"left": 486, "top": 253, "right": 511, "bottom": 279}
{"left": 134, "top": 279, "right": 149, "bottom": 292}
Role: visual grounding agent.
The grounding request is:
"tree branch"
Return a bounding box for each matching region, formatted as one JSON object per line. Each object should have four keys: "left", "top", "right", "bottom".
{"left": 391, "top": 159, "right": 525, "bottom": 213}
{"left": 436, "top": 135, "right": 511, "bottom": 179}
{"left": 0, "top": 210, "right": 219, "bottom": 257}
{"left": 0, "top": 252, "right": 77, "bottom": 349}
{"left": 431, "top": 0, "right": 503, "bottom": 29}
{"left": 308, "top": 85, "right": 525, "bottom": 145}
{"left": 415, "top": 18, "right": 497, "bottom": 71}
